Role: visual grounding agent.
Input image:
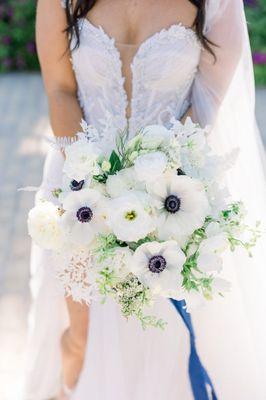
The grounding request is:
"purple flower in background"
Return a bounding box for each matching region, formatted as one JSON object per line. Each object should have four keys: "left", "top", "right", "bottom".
{"left": 253, "top": 52, "right": 266, "bottom": 65}
{"left": 16, "top": 55, "right": 26, "bottom": 70}
{"left": 6, "top": 6, "right": 13, "bottom": 19}
{"left": 244, "top": 0, "right": 257, "bottom": 6}
{"left": 2, "top": 57, "right": 13, "bottom": 69}
{"left": 26, "top": 41, "right": 36, "bottom": 55}
{"left": 2, "top": 35, "right": 12, "bottom": 45}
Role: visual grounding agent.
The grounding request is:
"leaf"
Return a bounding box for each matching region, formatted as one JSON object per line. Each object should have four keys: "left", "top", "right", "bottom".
{"left": 93, "top": 174, "right": 107, "bottom": 183}
{"left": 109, "top": 151, "right": 122, "bottom": 174}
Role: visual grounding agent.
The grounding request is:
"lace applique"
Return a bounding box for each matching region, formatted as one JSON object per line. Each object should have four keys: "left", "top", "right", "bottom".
{"left": 55, "top": 247, "right": 98, "bottom": 304}
{"left": 70, "top": 18, "right": 201, "bottom": 140}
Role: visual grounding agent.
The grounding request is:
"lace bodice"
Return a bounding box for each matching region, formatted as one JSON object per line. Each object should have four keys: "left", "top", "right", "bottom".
{"left": 68, "top": 17, "right": 201, "bottom": 147}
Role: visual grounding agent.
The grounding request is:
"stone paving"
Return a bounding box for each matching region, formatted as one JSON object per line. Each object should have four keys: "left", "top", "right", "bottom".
{"left": 0, "top": 72, "right": 265, "bottom": 400}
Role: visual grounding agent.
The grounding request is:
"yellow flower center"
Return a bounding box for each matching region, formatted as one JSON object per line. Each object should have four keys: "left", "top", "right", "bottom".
{"left": 124, "top": 210, "right": 137, "bottom": 221}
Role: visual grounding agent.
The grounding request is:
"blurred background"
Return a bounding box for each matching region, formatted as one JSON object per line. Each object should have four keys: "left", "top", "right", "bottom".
{"left": 0, "top": 0, "right": 265, "bottom": 399}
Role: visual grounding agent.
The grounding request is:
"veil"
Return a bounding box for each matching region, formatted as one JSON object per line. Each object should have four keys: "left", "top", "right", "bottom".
{"left": 191, "top": 0, "right": 266, "bottom": 383}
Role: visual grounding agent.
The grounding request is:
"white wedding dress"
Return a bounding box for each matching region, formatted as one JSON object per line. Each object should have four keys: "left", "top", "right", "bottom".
{"left": 22, "top": 1, "right": 266, "bottom": 399}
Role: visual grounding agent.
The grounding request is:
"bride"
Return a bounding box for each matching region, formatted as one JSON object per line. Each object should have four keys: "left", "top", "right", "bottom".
{"left": 22, "top": 0, "right": 266, "bottom": 399}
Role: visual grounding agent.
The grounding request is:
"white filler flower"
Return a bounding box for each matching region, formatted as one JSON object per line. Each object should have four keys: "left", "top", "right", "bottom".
{"left": 28, "top": 201, "right": 63, "bottom": 250}
{"left": 130, "top": 241, "right": 185, "bottom": 297}
{"left": 147, "top": 174, "right": 210, "bottom": 244}
{"left": 134, "top": 151, "right": 168, "bottom": 183}
{"left": 61, "top": 189, "right": 107, "bottom": 245}
{"left": 63, "top": 139, "right": 101, "bottom": 181}
{"left": 107, "top": 192, "right": 156, "bottom": 242}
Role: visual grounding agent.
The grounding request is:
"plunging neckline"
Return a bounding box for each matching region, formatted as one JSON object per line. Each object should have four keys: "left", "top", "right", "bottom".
{"left": 76, "top": 17, "right": 201, "bottom": 127}
{"left": 81, "top": 17, "right": 199, "bottom": 58}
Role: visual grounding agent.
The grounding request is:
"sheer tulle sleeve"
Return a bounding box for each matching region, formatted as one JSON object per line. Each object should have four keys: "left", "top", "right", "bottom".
{"left": 191, "top": 0, "right": 245, "bottom": 126}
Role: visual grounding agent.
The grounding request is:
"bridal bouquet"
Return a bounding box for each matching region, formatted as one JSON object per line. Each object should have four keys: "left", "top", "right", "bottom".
{"left": 28, "top": 118, "right": 260, "bottom": 328}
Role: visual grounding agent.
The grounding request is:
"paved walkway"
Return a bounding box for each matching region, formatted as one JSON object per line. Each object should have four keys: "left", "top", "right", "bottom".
{"left": 0, "top": 72, "right": 265, "bottom": 400}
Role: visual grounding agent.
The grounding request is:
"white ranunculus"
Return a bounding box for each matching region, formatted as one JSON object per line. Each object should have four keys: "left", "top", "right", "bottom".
{"left": 197, "top": 225, "right": 228, "bottom": 273}
{"left": 106, "top": 167, "right": 144, "bottom": 198}
{"left": 147, "top": 174, "right": 210, "bottom": 245}
{"left": 141, "top": 125, "right": 174, "bottom": 150}
{"left": 107, "top": 192, "right": 156, "bottom": 242}
{"left": 60, "top": 189, "right": 108, "bottom": 245}
{"left": 134, "top": 151, "right": 168, "bottom": 183}
{"left": 130, "top": 241, "right": 185, "bottom": 297}
{"left": 63, "top": 139, "right": 101, "bottom": 181}
{"left": 28, "top": 201, "right": 63, "bottom": 250}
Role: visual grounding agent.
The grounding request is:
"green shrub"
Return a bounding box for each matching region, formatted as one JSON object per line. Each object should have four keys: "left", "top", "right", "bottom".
{"left": 245, "top": 0, "right": 266, "bottom": 85}
{"left": 0, "top": 0, "right": 39, "bottom": 72}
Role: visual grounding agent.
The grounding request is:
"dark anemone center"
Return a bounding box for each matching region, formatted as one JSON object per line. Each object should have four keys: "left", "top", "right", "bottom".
{"left": 76, "top": 206, "right": 93, "bottom": 223}
{"left": 164, "top": 195, "right": 181, "bottom": 213}
{"left": 148, "top": 255, "right": 167, "bottom": 274}
{"left": 70, "top": 179, "right": 85, "bottom": 191}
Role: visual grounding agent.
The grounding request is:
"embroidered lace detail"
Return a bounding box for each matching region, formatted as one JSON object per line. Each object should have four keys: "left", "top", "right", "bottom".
{"left": 70, "top": 18, "right": 201, "bottom": 139}
{"left": 130, "top": 24, "right": 201, "bottom": 134}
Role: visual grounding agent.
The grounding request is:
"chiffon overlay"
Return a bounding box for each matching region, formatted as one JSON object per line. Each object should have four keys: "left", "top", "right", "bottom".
{"left": 22, "top": 1, "right": 266, "bottom": 399}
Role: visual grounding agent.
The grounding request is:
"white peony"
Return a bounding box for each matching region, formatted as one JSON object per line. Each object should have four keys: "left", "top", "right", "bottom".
{"left": 106, "top": 167, "right": 144, "bottom": 198}
{"left": 141, "top": 125, "right": 174, "bottom": 149}
{"left": 28, "top": 201, "right": 63, "bottom": 250}
{"left": 107, "top": 192, "right": 156, "bottom": 242}
{"left": 130, "top": 241, "right": 185, "bottom": 297}
{"left": 134, "top": 151, "right": 168, "bottom": 183}
{"left": 63, "top": 139, "right": 101, "bottom": 181}
{"left": 147, "top": 174, "right": 210, "bottom": 245}
{"left": 60, "top": 189, "right": 108, "bottom": 245}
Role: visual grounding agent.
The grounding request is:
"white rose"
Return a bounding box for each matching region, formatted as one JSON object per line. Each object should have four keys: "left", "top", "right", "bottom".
{"left": 141, "top": 125, "right": 173, "bottom": 149}
{"left": 63, "top": 139, "right": 101, "bottom": 181}
{"left": 28, "top": 201, "right": 63, "bottom": 250}
{"left": 134, "top": 151, "right": 168, "bottom": 183}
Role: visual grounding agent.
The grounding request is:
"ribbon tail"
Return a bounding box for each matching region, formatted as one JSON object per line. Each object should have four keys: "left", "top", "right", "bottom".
{"left": 170, "top": 299, "right": 218, "bottom": 400}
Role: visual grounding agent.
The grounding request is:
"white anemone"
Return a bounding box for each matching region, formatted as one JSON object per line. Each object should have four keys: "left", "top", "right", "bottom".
{"left": 61, "top": 189, "right": 107, "bottom": 245}
{"left": 28, "top": 201, "right": 63, "bottom": 250}
{"left": 107, "top": 192, "right": 156, "bottom": 242}
{"left": 134, "top": 151, "right": 168, "bottom": 183}
{"left": 147, "top": 174, "right": 210, "bottom": 245}
{"left": 59, "top": 175, "right": 91, "bottom": 202}
{"left": 63, "top": 139, "right": 101, "bottom": 181}
{"left": 130, "top": 241, "right": 185, "bottom": 297}
{"left": 106, "top": 167, "right": 144, "bottom": 198}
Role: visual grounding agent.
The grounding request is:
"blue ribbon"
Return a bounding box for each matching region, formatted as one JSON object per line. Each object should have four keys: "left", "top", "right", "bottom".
{"left": 170, "top": 299, "right": 218, "bottom": 400}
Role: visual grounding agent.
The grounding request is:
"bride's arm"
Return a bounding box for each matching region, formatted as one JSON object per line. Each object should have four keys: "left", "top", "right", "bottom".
{"left": 183, "top": 0, "right": 244, "bottom": 126}
{"left": 36, "top": 0, "right": 83, "bottom": 138}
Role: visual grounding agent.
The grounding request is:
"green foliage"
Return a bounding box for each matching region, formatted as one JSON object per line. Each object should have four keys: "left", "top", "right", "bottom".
{"left": 0, "top": 0, "right": 39, "bottom": 72}
{"left": 245, "top": 1, "right": 266, "bottom": 85}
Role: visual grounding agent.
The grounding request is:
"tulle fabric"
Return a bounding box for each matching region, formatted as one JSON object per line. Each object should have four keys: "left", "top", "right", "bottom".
{"left": 191, "top": 0, "right": 266, "bottom": 380}
{"left": 22, "top": 1, "right": 266, "bottom": 399}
